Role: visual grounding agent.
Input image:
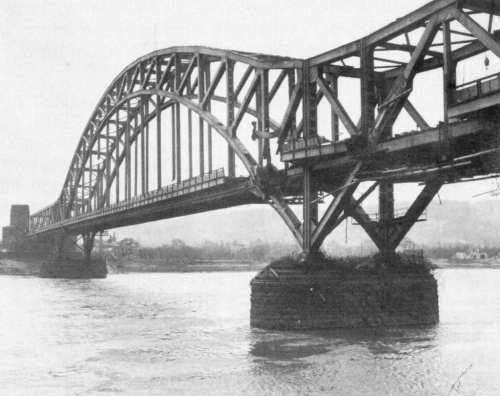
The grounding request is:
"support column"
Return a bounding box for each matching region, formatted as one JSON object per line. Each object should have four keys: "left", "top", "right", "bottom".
{"left": 49, "top": 230, "right": 78, "bottom": 260}
{"left": 171, "top": 104, "right": 176, "bottom": 180}
{"left": 88, "top": 138, "right": 93, "bottom": 211}
{"left": 441, "top": 20, "right": 455, "bottom": 162}
{"left": 156, "top": 57, "right": 162, "bottom": 189}
{"left": 301, "top": 61, "right": 318, "bottom": 256}
{"left": 386, "top": 180, "right": 442, "bottom": 251}
{"left": 256, "top": 78, "right": 263, "bottom": 166}
{"left": 188, "top": 81, "right": 193, "bottom": 179}
{"left": 378, "top": 182, "right": 395, "bottom": 253}
{"left": 302, "top": 168, "right": 312, "bottom": 255}
{"left": 302, "top": 62, "right": 318, "bottom": 138}
{"left": 174, "top": 53, "right": 181, "bottom": 181}
{"left": 82, "top": 231, "right": 97, "bottom": 261}
{"left": 362, "top": 39, "right": 395, "bottom": 246}
{"left": 175, "top": 101, "right": 181, "bottom": 182}
{"left": 360, "top": 39, "right": 376, "bottom": 138}
{"left": 125, "top": 101, "right": 131, "bottom": 200}
{"left": 115, "top": 110, "right": 120, "bottom": 203}
{"left": 328, "top": 73, "right": 339, "bottom": 142}
{"left": 260, "top": 69, "right": 271, "bottom": 165}
{"left": 227, "top": 60, "right": 236, "bottom": 177}
{"left": 55, "top": 230, "right": 66, "bottom": 259}
{"left": 81, "top": 150, "right": 86, "bottom": 214}
{"left": 105, "top": 110, "right": 111, "bottom": 207}
{"left": 206, "top": 64, "right": 213, "bottom": 172}
{"left": 40, "top": 230, "right": 107, "bottom": 279}
{"left": 198, "top": 54, "right": 205, "bottom": 175}
{"left": 287, "top": 70, "right": 297, "bottom": 139}
{"left": 353, "top": 180, "right": 442, "bottom": 255}
{"left": 145, "top": 99, "right": 150, "bottom": 192}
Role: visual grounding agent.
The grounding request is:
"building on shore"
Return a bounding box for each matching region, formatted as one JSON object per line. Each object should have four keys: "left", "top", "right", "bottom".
{"left": 92, "top": 233, "right": 120, "bottom": 259}
{"left": 396, "top": 237, "right": 423, "bottom": 256}
{"left": 118, "top": 238, "right": 141, "bottom": 257}
{"left": 455, "top": 247, "right": 488, "bottom": 260}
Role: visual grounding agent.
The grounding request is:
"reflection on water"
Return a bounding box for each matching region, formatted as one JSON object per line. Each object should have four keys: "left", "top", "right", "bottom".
{"left": 250, "top": 337, "right": 331, "bottom": 360}
{"left": 246, "top": 326, "right": 446, "bottom": 395}
{"left": 0, "top": 269, "right": 498, "bottom": 395}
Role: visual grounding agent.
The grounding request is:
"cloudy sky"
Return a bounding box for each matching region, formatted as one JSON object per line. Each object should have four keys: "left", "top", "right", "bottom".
{"left": 1, "top": 0, "right": 499, "bottom": 245}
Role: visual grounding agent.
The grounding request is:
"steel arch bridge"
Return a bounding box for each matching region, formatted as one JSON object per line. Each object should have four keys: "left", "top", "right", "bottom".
{"left": 28, "top": 0, "right": 500, "bottom": 260}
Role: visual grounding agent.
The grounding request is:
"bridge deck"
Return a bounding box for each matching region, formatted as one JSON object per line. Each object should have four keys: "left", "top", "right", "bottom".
{"left": 282, "top": 117, "right": 497, "bottom": 168}
{"left": 24, "top": 0, "right": 500, "bottom": 248}
{"left": 28, "top": 170, "right": 261, "bottom": 237}
{"left": 449, "top": 72, "right": 500, "bottom": 118}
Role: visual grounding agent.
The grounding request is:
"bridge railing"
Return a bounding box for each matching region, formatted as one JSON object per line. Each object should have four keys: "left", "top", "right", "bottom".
{"left": 29, "top": 201, "right": 60, "bottom": 233}
{"left": 79, "top": 168, "right": 226, "bottom": 219}
{"left": 352, "top": 207, "right": 427, "bottom": 225}
{"left": 281, "top": 136, "right": 332, "bottom": 153}
{"left": 280, "top": 135, "right": 335, "bottom": 162}
{"left": 29, "top": 168, "right": 226, "bottom": 234}
{"left": 451, "top": 72, "right": 500, "bottom": 105}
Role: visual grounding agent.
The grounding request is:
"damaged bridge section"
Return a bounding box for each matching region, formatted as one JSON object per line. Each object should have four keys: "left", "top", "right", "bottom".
{"left": 11, "top": 0, "right": 500, "bottom": 327}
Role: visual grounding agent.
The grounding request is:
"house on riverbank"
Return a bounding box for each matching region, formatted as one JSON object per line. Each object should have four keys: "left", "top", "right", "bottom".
{"left": 455, "top": 247, "right": 488, "bottom": 260}
{"left": 397, "top": 237, "right": 423, "bottom": 256}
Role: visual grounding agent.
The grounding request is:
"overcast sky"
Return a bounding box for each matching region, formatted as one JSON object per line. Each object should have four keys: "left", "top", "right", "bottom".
{"left": 1, "top": 0, "right": 499, "bottom": 245}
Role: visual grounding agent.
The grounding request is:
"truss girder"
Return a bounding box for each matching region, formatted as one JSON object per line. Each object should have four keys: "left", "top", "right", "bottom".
{"left": 451, "top": 7, "right": 500, "bottom": 58}
{"left": 350, "top": 181, "right": 443, "bottom": 252}
{"left": 30, "top": 47, "right": 307, "bottom": 244}
{"left": 29, "top": 0, "right": 500, "bottom": 257}
{"left": 369, "top": 17, "right": 440, "bottom": 146}
{"left": 310, "top": 161, "right": 362, "bottom": 251}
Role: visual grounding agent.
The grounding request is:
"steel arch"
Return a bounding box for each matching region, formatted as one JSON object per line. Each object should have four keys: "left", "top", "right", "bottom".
{"left": 32, "top": 47, "right": 305, "bottom": 242}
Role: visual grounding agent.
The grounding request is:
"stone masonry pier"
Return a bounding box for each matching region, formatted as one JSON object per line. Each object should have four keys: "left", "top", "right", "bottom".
{"left": 251, "top": 259, "right": 439, "bottom": 330}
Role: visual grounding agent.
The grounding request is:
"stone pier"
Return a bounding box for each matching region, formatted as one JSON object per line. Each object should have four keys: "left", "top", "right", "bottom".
{"left": 40, "top": 258, "right": 107, "bottom": 279}
{"left": 250, "top": 257, "right": 439, "bottom": 330}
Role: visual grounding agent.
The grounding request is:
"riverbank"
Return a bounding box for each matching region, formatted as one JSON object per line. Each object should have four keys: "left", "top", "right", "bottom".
{"left": 111, "top": 258, "right": 268, "bottom": 273}
{"left": 0, "top": 255, "right": 268, "bottom": 276}
{"left": 431, "top": 258, "right": 500, "bottom": 269}
{"left": 2, "top": 255, "right": 500, "bottom": 276}
{"left": 0, "top": 257, "right": 42, "bottom": 276}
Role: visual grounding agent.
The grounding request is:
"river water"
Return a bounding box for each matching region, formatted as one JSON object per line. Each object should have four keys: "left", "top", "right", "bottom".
{"left": 0, "top": 269, "right": 498, "bottom": 395}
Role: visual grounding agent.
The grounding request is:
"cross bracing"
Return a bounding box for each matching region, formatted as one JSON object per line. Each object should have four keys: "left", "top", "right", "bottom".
{"left": 28, "top": 0, "right": 500, "bottom": 258}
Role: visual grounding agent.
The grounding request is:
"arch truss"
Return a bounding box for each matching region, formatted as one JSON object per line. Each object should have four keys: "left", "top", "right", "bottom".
{"left": 29, "top": 0, "right": 500, "bottom": 259}
{"left": 29, "top": 47, "right": 307, "bottom": 245}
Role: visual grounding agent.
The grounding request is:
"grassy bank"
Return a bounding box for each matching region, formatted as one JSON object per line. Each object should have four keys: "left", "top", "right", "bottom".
{"left": 0, "top": 257, "right": 42, "bottom": 276}
{"left": 111, "top": 258, "right": 268, "bottom": 273}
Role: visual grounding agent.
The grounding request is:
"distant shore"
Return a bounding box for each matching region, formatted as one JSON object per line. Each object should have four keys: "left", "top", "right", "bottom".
{"left": 0, "top": 255, "right": 42, "bottom": 276}
{"left": 1, "top": 254, "right": 500, "bottom": 276}
{"left": 431, "top": 258, "right": 500, "bottom": 269}
{"left": 110, "top": 258, "right": 268, "bottom": 274}
{"left": 0, "top": 254, "right": 268, "bottom": 276}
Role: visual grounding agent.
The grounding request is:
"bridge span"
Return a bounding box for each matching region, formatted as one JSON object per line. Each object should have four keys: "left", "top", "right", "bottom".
{"left": 21, "top": 0, "right": 500, "bottom": 262}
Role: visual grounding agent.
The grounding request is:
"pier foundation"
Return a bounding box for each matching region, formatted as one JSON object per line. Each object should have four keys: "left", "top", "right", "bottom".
{"left": 40, "top": 258, "right": 107, "bottom": 279}
{"left": 250, "top": 258, "right": 438, "bottom": 330}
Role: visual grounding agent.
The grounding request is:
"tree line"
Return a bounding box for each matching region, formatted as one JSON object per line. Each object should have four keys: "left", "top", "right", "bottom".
{"left": 113, "top": 237, "right": 500, "bottom": 263}
{"left": 423, "top": 242, "right": 499, "bottom": 259}
{"left": 135, "top": 239, "right": 300, "bottom": 263}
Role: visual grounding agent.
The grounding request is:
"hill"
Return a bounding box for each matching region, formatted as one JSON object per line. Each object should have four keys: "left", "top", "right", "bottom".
{"left": 115, "top": 199, "right": 500, "bottom": 249}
